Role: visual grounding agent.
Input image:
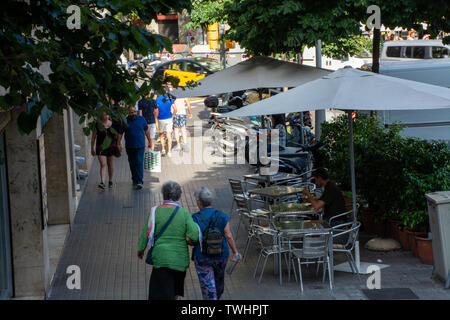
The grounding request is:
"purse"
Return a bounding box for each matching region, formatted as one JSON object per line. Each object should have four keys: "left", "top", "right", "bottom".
{"left": 145, "top": 206, "right": 180, "bottom": 265}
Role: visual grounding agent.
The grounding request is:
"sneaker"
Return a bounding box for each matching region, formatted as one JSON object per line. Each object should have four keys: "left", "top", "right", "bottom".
{"left": 108, "top": 181, "right": 113, "bottom": 188}
{"left": 167, "top": 152, "right": 172, "bottom": 158}
{"left": 172, "top": 144, "right": 181, "bottom": 152}
{"left": 136, "top": 184, "right": 143, "bottom": 190}
{"left": 98, "top": 183, "right": 105, "bottom": 189}
{"left": 161, "top": 149, "right": 166, "bottom": 156}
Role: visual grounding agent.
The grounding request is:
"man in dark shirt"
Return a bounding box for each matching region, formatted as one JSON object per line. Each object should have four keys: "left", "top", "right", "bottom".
{"left": 117, "top": 105, "right": 152, "bottom": 190}
{"left": 302, "top": 167, "right": 346, "bottom": 223}
{"left": 138, "top": 92, "right": 157, "bottom": 151}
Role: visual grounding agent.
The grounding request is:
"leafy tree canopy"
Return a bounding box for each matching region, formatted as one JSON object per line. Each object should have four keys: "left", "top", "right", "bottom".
{"left": 223, "top": 0, "right": 450, "bottom": 55}
{"left": 0, "top": 0, "right": 192, "bottom": 134}
{"left": 322, "top": 35, "right": 374, "bottom": 59}
{"left": 184, "top": 0, "right": 232, "bottom": 30}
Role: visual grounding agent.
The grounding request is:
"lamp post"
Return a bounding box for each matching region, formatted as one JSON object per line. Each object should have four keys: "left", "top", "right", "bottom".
{"left": 219, "top": 23, "right": 227, "bottom": 69}
{"left": 315, "top": 39, "right": 326, "bottom": 139}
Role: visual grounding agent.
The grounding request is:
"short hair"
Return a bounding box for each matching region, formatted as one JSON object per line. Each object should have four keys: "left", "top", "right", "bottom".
{"left": 313, "top": 167, "right": 329, "bottom": 180}
{"left": 161, "top": 181, "right": 182, "bottom": 201}
{"left": 194, "top": 187, "right": 213, "bottom": 207}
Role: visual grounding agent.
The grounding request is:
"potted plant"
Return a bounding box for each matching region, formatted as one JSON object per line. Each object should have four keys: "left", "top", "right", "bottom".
{"left": 415, "top": 233, "right": 434, "bottom": 265}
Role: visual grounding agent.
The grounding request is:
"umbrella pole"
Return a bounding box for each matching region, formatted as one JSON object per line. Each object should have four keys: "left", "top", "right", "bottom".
{"left": 347, "top": 111, "right": 357, "bottom": 222}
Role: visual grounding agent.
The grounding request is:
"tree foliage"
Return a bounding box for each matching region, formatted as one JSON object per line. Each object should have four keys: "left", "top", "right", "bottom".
{"left": 322, "top": 35, "right": 374, "bottom": 59}
{"left": 223, "top": 0, "right": 450, "bottom": 55}
{"left": 0, "top": 0, "right": 192, "bottom": 134}
{"left": 224, "top": 0, "right": 363, "bottom": 55}
{"left": 184, "top": 0, "right": 232, "bottom": 30}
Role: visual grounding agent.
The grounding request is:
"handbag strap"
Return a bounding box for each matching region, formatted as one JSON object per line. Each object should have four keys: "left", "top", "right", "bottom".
{"left": 154, "top": 206, "right": 180, "bottom": 244}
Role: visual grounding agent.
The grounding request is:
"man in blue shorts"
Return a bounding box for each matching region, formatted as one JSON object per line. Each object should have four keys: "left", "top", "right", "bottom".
{"left": 155, "top": 88, "right": 177, "bottom": 157}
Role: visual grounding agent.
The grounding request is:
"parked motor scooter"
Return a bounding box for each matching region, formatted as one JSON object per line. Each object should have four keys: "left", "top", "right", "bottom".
{"left": 204, "top": 93, "right": 253, "bottom": 157}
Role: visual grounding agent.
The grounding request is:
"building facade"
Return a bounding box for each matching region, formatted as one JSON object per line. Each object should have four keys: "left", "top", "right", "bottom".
{"left": 0, "top": 106, "right": 93, "bottom": 299}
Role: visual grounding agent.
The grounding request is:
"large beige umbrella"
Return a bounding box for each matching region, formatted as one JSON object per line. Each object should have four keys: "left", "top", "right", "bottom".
{"left": 170, "top": 56, "right": 331, "bottom": 98}
{"left": 222, "top": 66, "right": 450, "bottom": 222}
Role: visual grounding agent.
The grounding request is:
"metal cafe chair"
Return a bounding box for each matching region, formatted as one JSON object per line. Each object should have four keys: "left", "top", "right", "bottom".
{"left": 233, "top": 191, "right": 270, "bottom": 239}
{"left": 329, "top": 203, "right": 360, "bottom": 225}
{"left": 228, "top": 178, "right": 264, "bottom": 214}
{"left": 331, "top": 221, "right": 362, "bottom": 283}
{"left": 291, "top": 231, "right": 333, "bottom": 292}
{"left": 252, "top": 225, "right": 290, "bottom": 285}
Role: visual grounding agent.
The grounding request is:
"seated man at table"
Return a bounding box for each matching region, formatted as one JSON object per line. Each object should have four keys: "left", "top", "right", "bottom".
{"left": 301, "top": 167, "right": 346, "bottom": 225}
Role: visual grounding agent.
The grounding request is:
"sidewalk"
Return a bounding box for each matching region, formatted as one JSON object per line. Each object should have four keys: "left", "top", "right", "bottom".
{"left": 48, "top": 102, "right": 450, "bottom": 300}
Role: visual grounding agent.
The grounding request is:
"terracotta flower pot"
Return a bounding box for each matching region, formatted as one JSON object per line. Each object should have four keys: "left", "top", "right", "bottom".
{"left": 407, "top": 229, "right": 421, "bottom": 257}
{"left": 387, "top": 219, "right": 402, "bottom": 241}
{"left": 416, "top": 234, "right": 434, "bottom": 265}
{"left": 398, "top": 226, "right": 410, "bottom": 250}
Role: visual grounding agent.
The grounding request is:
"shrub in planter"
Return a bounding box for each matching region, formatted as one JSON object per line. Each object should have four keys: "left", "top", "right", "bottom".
{"left": 320, "top": 113, "right": 406, "bottom": 236}
{"left": 320, "top": 113, "right": 450, "bottom": 243}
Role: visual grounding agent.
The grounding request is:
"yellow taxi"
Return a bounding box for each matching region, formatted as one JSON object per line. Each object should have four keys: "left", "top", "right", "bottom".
{"left": 152, "top": 58, "right": 223, "bottom": 86}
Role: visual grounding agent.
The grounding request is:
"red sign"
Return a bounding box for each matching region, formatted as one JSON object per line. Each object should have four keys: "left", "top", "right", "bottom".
{"left": 157, "top": 13, "right": 178, "bottom": 20}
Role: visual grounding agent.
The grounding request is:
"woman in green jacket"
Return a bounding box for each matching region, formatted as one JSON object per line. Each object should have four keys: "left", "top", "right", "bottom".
{"left": 137, "top": 181, "right": 199, "bottom": 300}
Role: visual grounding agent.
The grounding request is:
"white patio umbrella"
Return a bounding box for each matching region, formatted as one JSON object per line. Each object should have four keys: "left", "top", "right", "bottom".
{"left": 170, "top": 56, "right": 331, "bottom": 98}
{"left": 221, "top": 66, "right": 450, "bottom": 223}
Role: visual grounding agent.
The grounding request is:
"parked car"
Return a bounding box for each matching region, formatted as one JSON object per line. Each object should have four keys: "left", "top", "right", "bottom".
{"left": 381, "top": 40, "right": 450, "bottom": 61}
{"left": 152, "top": 58, "right": 217, "bottom": 86}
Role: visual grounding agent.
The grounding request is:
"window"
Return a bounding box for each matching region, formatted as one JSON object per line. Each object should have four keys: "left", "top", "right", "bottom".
{"left": 404, "top": 46, "right": 412, "bottom": 58}
{"left": 412, "top": 46, "right": 425, "bottom": 59}
{"left": 185, "top": 62, "right": 203, "bottom": 73}
{"left": 386, "top": 46, "right": 401, "bottom": 57}
{"left": 432, "top": 46, "right": 450, "bottom": 58}
{"left": 168, "top": 62, "right": 183, "bottom": 71}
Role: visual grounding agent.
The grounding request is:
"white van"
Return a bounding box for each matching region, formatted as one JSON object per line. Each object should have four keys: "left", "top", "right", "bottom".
{"left": 369, "top": 58, "right": 450, "bottom": 144}
{"left": 381, "top": 40, "right": 450, "bottom": 61}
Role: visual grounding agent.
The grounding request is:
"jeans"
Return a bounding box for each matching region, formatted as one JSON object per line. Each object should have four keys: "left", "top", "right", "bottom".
{"left": 126, "top": 147, "right": 145, "bottom": 185}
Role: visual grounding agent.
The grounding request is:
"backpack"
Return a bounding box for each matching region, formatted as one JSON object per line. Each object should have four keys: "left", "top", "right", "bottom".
{"left": 198, "top": 211, "right": 224, "bottom": 256}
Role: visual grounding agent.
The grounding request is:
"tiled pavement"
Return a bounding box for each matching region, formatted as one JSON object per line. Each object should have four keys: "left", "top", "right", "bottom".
{"left": 48, "top": 101, "right": 450, "bottom": 300}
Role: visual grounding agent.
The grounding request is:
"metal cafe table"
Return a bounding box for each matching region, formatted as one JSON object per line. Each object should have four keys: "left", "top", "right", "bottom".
{"left": 272, "top": 219, "right": 334, "bottom": 288}
{"left": 247, "top": 185, "right": 304, "bottom": 208}
{"left": 243, "top": 172, "right": 301, "bottom": 187}
{"left": 270, "top": 202, "right": 321, "bottom": 221}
